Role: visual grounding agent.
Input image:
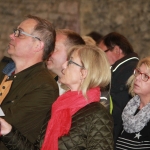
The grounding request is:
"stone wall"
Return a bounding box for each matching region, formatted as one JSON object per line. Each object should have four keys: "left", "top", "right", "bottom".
{"left": 0, "top": 0, "right": 150, "bottom": 60}
{"left": 80, "top": 0, "right": 150, "bottom": 58}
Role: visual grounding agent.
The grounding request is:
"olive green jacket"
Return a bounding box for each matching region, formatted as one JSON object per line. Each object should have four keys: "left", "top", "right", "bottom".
{"left": 0, "top": 60, "right": 59, "bottom": 149}
{"left": 2, "top": 102, "right": 114, "bottom": 150}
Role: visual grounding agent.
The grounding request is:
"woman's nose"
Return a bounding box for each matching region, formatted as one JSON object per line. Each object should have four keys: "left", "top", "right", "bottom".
{"left": 61, "top": 61, "right": 68, "bottom": 75}
{"left": 62, "top": 61, "right": 68, "bottom": 69}
{"left": 135, "top": 73, "right": 141, "bottom": 81}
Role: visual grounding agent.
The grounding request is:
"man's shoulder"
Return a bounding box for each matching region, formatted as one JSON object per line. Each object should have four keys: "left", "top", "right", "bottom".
{"left": 17, "top": 63, "right": 58, "bottom": 89}
{"left": 31, "top": 68, "right": 57, "bottom": 86}
{"left": 112, "top": 53, "right": 139, "bottom": 73}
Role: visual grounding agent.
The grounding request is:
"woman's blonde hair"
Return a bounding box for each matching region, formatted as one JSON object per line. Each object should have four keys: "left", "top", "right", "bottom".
{"left": 82, "top": 35, "right": 96, "bottom": 46}
{"left": 68, "top": 45, "right": 111, "bottom": 97}
{"left": 127, "top": 56, "right": 150, "bottom": 96}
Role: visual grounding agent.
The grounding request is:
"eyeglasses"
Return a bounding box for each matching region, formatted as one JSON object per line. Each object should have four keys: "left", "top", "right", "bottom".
{"left": 13, "top": 29, "right": 41, "bottom": 41}
{"left": 134, "top": 68, "right": 150, "bottom": 82}
{"left": 67, "top": 59, "right": 84, "bottom": 68}
{"left": 104, "top": 47, "right": 115, "bottom": 53}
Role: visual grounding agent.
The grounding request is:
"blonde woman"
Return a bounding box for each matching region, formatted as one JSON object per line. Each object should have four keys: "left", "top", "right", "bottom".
{"left": 116, "top": 56, "right": 150, "bottom": 149}
{"left": 82, "top": 35, "right": 96, "bottom": 46}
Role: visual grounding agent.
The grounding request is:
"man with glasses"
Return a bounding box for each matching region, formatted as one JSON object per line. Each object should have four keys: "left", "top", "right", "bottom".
{"left": 0, "top": 15, "right": 59, "bottom": 149}
{"left": 99, "top": 32, "right": 139, "bottom": 147}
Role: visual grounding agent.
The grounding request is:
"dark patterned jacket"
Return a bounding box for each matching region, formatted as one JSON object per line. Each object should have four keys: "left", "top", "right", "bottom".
{"left": 1, "top": 102, "right": 114, "bottom": 150}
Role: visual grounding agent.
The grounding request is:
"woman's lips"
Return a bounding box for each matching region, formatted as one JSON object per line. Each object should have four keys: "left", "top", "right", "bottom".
{"left": 134, "top": 83, "right": 139, "bottom": 88}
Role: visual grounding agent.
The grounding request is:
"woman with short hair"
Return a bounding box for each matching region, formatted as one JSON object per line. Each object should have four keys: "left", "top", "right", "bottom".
{"left": 116, "top": 56, "right": 150, "bottom": 150}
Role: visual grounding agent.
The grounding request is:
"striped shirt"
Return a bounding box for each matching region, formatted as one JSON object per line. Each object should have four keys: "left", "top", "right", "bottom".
{"left": 116, "top": 122, "right": 150, "bottom": 150}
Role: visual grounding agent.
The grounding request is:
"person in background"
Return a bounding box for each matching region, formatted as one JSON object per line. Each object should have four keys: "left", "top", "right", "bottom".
{"left": 99, "top": 32, "right": 139, "bottom": 145}
{"left": 0, "top": 15, "right": 59, "bottom": 149}
{"left": 0, "top": 45, "right": 114, "bottom": 150}
{"left": 47, "top": 29, "right": 85, "bottom": 95}
{"left": 86, "top": 31, "right": 103, "bottom": 45}
{"left": 116, "top": 56, "right": 150, "bottom": 149}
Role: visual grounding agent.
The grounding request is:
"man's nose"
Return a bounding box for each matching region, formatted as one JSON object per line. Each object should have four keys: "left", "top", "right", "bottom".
{"left": 9, "top": 32, "right": 15, "bottom": 40}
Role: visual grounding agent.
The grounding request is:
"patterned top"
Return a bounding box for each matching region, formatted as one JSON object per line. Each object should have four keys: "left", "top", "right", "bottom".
{"left": 116, "top": 109, "right": 150, "bottom": 150}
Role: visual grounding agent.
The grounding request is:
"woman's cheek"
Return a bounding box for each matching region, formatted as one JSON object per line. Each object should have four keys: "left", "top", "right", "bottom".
{"left": 60, "top": 72, "right": 68, "bottom": 84}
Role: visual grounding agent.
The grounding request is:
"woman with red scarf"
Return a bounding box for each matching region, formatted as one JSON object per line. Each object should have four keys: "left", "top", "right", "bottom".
{"left": 0, "top": 45, "right": 114, "bottom": 150}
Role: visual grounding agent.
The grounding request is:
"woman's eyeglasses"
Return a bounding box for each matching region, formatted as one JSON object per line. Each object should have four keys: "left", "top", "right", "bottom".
{"left": 67, "top": 59, "right": 84, "bottom": 69}
{"left": 134, "top": 68, "right": 150, "bottom": 82}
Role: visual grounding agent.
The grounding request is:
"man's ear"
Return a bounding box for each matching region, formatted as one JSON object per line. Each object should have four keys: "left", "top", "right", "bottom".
{"left": 34, "top": 41, "right": 44, "bottom": 52}
{"left": 81, "top": 69, "right": 87, "bottom": 79}
{"left": 114, "top": 45, "right": 119, "bottom": 54}
{"left": 114, "top": 45, "right": 122, "bottom": 55}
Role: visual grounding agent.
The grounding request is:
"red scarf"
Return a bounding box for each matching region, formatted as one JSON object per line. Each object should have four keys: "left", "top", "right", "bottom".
{"left": 41, "top": 87, "right": 100, "bottom": 150}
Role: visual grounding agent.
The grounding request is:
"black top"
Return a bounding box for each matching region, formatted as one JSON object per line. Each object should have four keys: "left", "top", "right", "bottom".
{"left": 111, "top": 52, "right": 139, "bottom": 144}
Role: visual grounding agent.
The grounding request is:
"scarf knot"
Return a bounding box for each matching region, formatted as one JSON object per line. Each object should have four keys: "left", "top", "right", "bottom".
{"left": 41, "top": 87, "right": 100, "bottom": 150}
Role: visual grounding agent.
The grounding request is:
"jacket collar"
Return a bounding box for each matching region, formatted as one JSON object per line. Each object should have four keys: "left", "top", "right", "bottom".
{"left": 2, "top": 61, "right": 15, "bottom": 76}
{"left": 111, "top": 52, "right": 139, "bottom": 72}
{"left": 3, "top": 61, "right": 45, "bottom": 78}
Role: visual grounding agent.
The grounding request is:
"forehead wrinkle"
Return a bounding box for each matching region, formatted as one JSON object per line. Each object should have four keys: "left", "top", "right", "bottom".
{"left": 19, "top": 19, "right": 37, "bottom": 34}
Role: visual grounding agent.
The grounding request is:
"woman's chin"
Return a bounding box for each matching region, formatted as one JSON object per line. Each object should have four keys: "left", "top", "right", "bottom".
{"left": 59, "top": 78, "right": 65, "bottom": 84}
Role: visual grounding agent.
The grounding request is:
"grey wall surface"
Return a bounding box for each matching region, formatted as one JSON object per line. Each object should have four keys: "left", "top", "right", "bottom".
{"left": 0, "top": 0, "right": 150, "bottom": 60}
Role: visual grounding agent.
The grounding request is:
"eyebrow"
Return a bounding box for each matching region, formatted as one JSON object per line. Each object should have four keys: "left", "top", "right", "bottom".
{"left": 17, "top": 27, "right": 24, "bottom": 31}
{"left": 138, "top": 68, "right": 149, "bottom": 75}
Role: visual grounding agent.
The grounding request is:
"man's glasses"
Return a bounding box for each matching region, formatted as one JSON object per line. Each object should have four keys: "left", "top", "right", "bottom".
{"left": 104, "top": 47, "right": 114, "bottom": 53}
{"left": 104, "top": 49, "right": 110, "bottom": 53}
{"left": 13, "top": 29, "right": 41, "bottom": 41}
{"left": 134, "top": 68, "right": 150, "bottom": 82}
{"left": 67, "top": 59, "right": 84, "bottom": 68}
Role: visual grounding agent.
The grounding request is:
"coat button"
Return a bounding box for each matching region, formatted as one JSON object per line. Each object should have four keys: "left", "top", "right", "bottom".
{"left": 2, "top": 86, "right": 5, "bottom": 89}
{"left": 0, "top": 93, "right": 2, "bottom": 96}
